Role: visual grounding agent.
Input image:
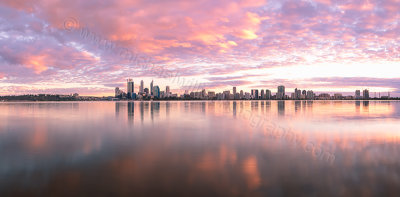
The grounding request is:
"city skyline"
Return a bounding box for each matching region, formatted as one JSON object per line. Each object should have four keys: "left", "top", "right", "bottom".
{"left": 113, "top": 78, "right": 392, "bottom": 100}
{"left": 0, "top": 0, "right": 399, "bottom": 96}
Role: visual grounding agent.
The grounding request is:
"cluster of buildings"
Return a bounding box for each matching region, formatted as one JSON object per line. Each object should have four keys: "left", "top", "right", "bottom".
{"left": 115, "top": 79, "right": 178, "bottom": 100}
{"left": 115, "top": 80, "right": 391, "bottom": 100}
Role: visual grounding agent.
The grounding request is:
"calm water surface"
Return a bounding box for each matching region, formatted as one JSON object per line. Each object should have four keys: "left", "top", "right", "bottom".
{"left": 0, "top": 101, "right": 400, "bottom": 196}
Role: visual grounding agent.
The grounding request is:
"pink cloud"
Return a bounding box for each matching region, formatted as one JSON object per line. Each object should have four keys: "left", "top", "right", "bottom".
{"left": 0, "top": 0, "right": 399, "bottom": 95}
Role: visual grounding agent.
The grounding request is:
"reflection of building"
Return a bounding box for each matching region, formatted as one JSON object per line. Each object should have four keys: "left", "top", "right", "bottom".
{"left": 277, "top": 86, "right": 285, "bottom": 100}
{"left": 128, "top": 102, "right": 134, "bottom": 121}
{"left": 233, "top": 101, "right": 237, "bottom": 117}
{"left": 278, "top": 100, "right": 285, "bottom": 116}
{"left": 295, "top": 101, "right": 301, "bottom": 113}
{"left": 363, "top": 101, "right": 369, "bottom": 112}
{"left": 115, "top": 102, "right": 121, "bottom": 117}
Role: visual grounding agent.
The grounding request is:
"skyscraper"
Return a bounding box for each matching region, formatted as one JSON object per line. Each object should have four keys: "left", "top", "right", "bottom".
{"left": 115, "top": 87, "right": 121, "bottom": 98}
{"left": 363, "top": 89, "right": 369, "bottom": 99}
{"left": 140, "top": 80, "right": 144, "bottom": 93}
{"left": 277, "top": 85, "right": 285, "bottom": 100}
{"left": 295, "top": 88, "right": 301, "bottom": 99}
{"left": 233, "top": 87, "right": 237, "bottom": 95}
{"left": 265, "top": 89, "right": 271, "bottom": 100}
{"left": 127, "top": 79, "right": 134, "bottom": 98}
{"left": 150, "top": 80, "right": 154, "bottom": 96}
{"left": 355, "top": 90, "right": 361, "bottom": 99}
{"left": 166, "top": 86, "right": 170, "bottom": 95}
{"left": 306, "top": 90, "right": 314, "bottom": 100}
{"left": 153, "top": 85, "right": 160, "bottom": 98}
{"left": 255, "top": 89, "right": 259, "bottom": 99}
{"left": 261, "top": 89, "right": 265, "bottom": 99}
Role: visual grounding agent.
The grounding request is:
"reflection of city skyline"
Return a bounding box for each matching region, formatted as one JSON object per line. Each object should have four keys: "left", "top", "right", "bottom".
{"left": 2, "top": 101, "right": 400, "bottom": 196}
{"left": 114, "top": 101, "right": 396, "bottom": 125}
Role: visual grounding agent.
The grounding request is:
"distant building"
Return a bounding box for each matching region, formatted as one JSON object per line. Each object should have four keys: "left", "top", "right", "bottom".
{"left": 245, "top": 92, "right": 251, "bottom": 99}
{"left": 294, "top": 88, "right": 301, "bottom": 99}
{"left": 255, "top": 90, "right": 259, "bottom": 99}
{"left": 144, "top": 88, "right": 149, "bottom": 95}
{"left": 363, "top": 89, "right": 369, "bottom": 99}
{"left": 334, "top": 93, "right": 343, "bottom": 100}
{"left": 115, "top": 87, "right": 121, "bottom": 98}
{"left": 306, "top": 90, "right": 314, "bottom": 100}
{"left": 318, "top": 93, "right": 330, "bottom": 100}
{"left": 261, "top": 89, "right": 265, "bottom": 99}
{"left": 127, "top": 79, "right": 134, "bottom": 99}
{"left": 201, "top": 89, "right": 207, "bottom": 98}
{"left": 208, "top": 91, "right": 216, "bottom": 98}
{"left": 240, "top": 90, "right": 244, "bottom": 99}
{"left": 265, "top": 89, "right": 271, "bottom": 100}
{"left": 166, "top": 86, "right": 170, "bottom": 96}
{"left": 150, "top": 80, "right": 154, "bottom": 95}
{"left": 355, "top": 90, "right": 361, "bottom": 99}
{"left": 277, "top": 85, "right": 285, "bottom": 100}
{"left": 140, "top": 80, "right": 144, "bottom": 93}
{"left": 223, "top": 90, "right": 230, "bottom": 100}
{"left": 153, "top": 86, "right": 160, "bottom": 98}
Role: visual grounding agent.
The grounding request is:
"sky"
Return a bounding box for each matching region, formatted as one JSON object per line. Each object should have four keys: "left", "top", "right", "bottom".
{"left": 0, "top": 0, "right": 399, "bottom": 96}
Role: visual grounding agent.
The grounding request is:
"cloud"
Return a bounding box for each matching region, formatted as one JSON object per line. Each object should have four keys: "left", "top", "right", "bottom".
{"left": 0, "top": 0, "right": 399, "bottom": 95}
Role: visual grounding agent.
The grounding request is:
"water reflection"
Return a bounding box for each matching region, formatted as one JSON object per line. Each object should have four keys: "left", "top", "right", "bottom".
{"left": 278, "top": 100, "right": 285, "bottom": 116}
{"left": 0, "top": 101, "right": 400, "bottom": 196}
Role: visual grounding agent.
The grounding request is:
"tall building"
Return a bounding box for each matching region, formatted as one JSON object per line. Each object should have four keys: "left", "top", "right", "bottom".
{"left": 261, "top": 89, "right": 265, "bottom": 99}
{"left": 223, "top": 90, "right": 230, "bottom": 100}
{"left": 153, "top": 86, "right": 160, "bottom": 98}
{"left": 115, "top": 87, "right": 121, "bottom": 98}
{"left": 140, "top": 80, "right": 144, "bottom": 93}
{"left": 201, "top": 89, "right": 206, "bottom": 98}
{"left": 166, "top": 86, "right": 170, "bottom": 95}
{"left": 150, "top": 80, "right": 154, "bottom": 95}
{"left": 208, "top": 91, "right": 216, "bottom": 98}
{"left": 127, "top": 79, "right": 134, "bottom": 98}
{"left": 255, "top": 90, "right": 259, "bottom": 99}
{"left": 363, "top": 89, "right": 369, "bottom": 99}
{"left": 240, "top": 90, "right": 244, "bottom": 99}
{"left": 306, "top": 90, "right": 314, "bottom": 100}
{"left": 277, "top": 85, "right": 285, "bottom": 100}
{"left": 265, "top": 89, "right": 271, "bottom": 100}
{"left": 233, "top": 87, "right": 237, "bottom": 95}
{"left": 355, "top": 90, "right": 361, "bottom": 99}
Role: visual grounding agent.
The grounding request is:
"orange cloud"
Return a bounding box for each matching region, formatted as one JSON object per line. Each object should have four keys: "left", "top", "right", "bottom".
{"left": 25, "top": 55, "right": 48, "bottom": 74}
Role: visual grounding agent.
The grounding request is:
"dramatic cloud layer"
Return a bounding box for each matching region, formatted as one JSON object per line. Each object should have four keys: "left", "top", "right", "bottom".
{"left": 0, "top": 0, "right": 399, "bottom": 96}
